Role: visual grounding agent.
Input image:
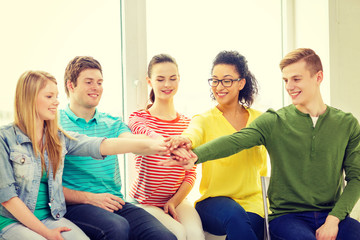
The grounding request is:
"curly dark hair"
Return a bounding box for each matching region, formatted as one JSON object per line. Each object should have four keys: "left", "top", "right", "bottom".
{"left": 210, "top": 51, "right": 258, "bottom": 107}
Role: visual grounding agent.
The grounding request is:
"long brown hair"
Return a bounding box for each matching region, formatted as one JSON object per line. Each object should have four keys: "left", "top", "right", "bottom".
{"left": 14, "top": 70, "right": 62, "bottom": 177}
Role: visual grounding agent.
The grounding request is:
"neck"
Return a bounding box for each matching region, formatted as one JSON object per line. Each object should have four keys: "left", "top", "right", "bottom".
{"left": 148, "top": 99, "right": 177, "bottom": 120}
{"left": 295, "top": 96, "right": 327, "bottom": 117}
{"left": 36, "top": 119, "right": 45, "bottom": 146}
{"left": 217, "top": 102, "right": 245, "bottom": 115}
{"left": 69, "top": 101, "right": 96, "bottom": 122}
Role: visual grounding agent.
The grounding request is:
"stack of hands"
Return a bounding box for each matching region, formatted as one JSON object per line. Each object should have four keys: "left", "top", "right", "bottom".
{"left": 160, "top": 136, "right": 198, "bottom": 170}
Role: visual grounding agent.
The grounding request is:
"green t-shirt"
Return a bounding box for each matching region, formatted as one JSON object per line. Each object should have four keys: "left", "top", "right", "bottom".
{"left": 193, "top": 105, "right": 360, "bottom": 221}
{"left": 0, "top": 172, "right": 51, "bottom": 231}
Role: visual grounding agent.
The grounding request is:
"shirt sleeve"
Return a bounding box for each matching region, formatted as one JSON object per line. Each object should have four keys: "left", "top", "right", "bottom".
{"left": 330, "top": 117, "right": 360, "bottom": 220}
{"left": 116, "top": 117, "right": 131, "bottom": 137}
{"left": 182, "top": 114, "right": 206, "bottom": 148}
{"left": 193, "top": 112, "right": 273, "bottom": 164}
{"left": 63, "top": 131, "right": 106, "bottom": 160}
{"left": 0, "top": 136, "right": 18, "bottom": 203}
{"left": 128, "top": 111, "right": 162, "bottom": 139}
{"left": 183, "top": 165, "right": 197, "bottom": 187}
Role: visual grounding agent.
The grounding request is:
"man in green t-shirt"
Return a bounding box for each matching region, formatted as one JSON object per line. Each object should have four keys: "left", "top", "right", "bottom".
{"left": 167, "top": 48, "right": 360, "bottom": 240}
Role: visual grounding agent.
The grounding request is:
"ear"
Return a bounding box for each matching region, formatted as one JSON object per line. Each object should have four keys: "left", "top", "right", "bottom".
{"left": 146, "top": 77, "right": 152, "bottom": 87}
{"left": 66, "top": 80, "right": 75, "bottom": 93}
{"left": 238, "top": 78, "right": 246, "bottom": 91}
{"left": 316, "top": 71, "right": 323, "bottom": 85}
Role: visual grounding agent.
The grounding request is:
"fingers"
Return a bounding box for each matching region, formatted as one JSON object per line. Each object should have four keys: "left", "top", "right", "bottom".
{"left": 172, "top": 148, "right": 192, "bottom": 159}
{"left": 58, "top": 227, "right": 71, "bottom": 232}
{"left": 168, "top": 206, "right": 179, "bottom": 222}
{"left": 163, "top": 204, "right": 169, "bottom": 214}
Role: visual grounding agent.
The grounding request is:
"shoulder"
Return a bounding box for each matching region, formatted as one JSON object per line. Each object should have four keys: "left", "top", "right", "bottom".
{"left": 193, "top": 108, "right": 216, "bottom": 119}
{"left": 129, "top": 109, "right": 148, "bottom": 119}
{"left": 247, "top": 107, "right": 263, "bottom": 118}
{"left": 327, "top": 106, "right": 359, "bottom": 125}
{"left": 177, "top": 113, "right": 191, "bottom": 123}
{"left": 0, "top": 124, "right": 15, "bottom": 139}
{"left": 97, "top": 111, "right": 122, "bottom": 122}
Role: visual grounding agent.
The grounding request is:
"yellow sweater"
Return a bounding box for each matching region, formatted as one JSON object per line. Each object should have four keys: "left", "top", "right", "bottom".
{"left": 183, "top": 107, "right": 267, "bottom": 217}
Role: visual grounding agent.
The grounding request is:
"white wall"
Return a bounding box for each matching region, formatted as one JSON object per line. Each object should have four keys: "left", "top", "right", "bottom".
{"left": 282, "top": 0, "right": 330, "bottom": 106}
{"left": 329, "top": 0, "right": 360, "bottom": 120}
{"left": 0, "top": 0, "right": 123, "bottom": 121}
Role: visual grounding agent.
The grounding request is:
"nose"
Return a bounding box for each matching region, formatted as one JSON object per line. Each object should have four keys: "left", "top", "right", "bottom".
{"left": 216, "top": 81, "right": 225, "bottom": 91}
{"left": 91, "top": 82, "right": 100, "bottom": 91}
{"left": 285, "top": 80, "right": 294, "bottom": 91}
{"left": 54, "top": 99, "right": 60, "bottom": 106}
{"left": 164, "top": 79, "right": 171, "bottom": 87}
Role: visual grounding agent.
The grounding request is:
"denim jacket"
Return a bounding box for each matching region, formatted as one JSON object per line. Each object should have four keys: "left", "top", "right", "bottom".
{"left": 0, "top": 124, "right": 104, "bottom": 220}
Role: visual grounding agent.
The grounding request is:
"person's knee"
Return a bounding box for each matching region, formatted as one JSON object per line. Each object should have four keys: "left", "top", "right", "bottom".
{"left": 185, "top": 227, "right": 205, "bottom": 240}
{"left": 226, "top": 206, "right": 248, "bottom": 224}
{"left": 97, "top": 214, "right": 130, "bottom": 239}
{"left": 156, "top": 230, "right": 178, "bottom": 240}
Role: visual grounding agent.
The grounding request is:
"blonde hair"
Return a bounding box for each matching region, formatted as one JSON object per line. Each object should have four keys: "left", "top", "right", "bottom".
{"left": 14, "top": 70, "right": 62, "bottom": 177}
{"left": 280, "top": 48, "right": 323, "bottom": 76}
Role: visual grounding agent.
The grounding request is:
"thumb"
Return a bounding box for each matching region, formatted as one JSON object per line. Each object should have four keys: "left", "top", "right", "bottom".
{"left": 59, "top": 227, "right": 71, "bottom": 232}
{"left": 163, "top": 204, "right": 168, "bottom": 214}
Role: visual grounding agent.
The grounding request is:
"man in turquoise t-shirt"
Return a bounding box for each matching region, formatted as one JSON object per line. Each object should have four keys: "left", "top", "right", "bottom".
{"left": 168, "top": 48, "right": 360, "bottom": 240}
{"left": 59, "top": 56, "right": 176, "bottom": 240}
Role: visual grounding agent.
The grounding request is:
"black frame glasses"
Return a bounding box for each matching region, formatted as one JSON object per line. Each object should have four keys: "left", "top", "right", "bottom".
{"left": 208, "top": 78, "right": 242, "bottom": 87}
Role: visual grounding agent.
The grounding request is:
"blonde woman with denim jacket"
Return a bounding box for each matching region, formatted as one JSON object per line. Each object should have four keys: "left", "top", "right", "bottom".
{"left": 0, "top": 71, "right": 169, "bottom": 240}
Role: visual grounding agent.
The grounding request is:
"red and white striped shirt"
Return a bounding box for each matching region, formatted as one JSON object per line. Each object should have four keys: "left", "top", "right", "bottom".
{"left": 128, "top": 110, "right": 196, "bottom": 207}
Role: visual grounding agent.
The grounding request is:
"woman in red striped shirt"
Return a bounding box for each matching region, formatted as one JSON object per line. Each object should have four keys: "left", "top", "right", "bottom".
{"left": 128, "top": 54, "right": 205, "bottom": 240}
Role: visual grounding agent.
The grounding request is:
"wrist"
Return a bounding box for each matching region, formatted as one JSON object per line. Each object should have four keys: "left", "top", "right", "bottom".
{"left": 326, "top": 215, "right": 340, "bottom": 225}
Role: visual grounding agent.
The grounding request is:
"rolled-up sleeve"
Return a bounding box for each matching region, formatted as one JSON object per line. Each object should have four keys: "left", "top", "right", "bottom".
{"left": 63, "top": 131, "right": 106, "bottom": 160}
{"left": 0, "top": 137, "right": 18, "bottom": 203}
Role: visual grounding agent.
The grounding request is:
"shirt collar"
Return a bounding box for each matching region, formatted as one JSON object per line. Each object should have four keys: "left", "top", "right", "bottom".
{"left": 65, "top": 104, "right": 98, "bottom": 124}
{"left": 13, "top": 125, "right": 33, "bottom": 144}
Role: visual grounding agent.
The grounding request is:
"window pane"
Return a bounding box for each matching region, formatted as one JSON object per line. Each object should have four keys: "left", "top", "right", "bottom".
{"left": 146, "top": 0, "right": 283, "bottom": 117}
{"left": 146, "top": 0, "right": 282, "bottom": 202}
{"left": 0, "top": 0, "right": 126, "bottom": 195}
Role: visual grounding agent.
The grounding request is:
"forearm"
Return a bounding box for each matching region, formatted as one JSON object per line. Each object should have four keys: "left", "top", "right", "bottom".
{"left": 193, "top": 128, "right": 264, "bottom": 164}
{"left": 63, "top": 187, "right": 92, "bottom": 205}
{"left": 100, "top": 138, "right": 166, "bottom": 156}
{"left": 329, "top": 178, "right": 360, "bottom": 220}
{"left": 1, "top": 197, "right": 50, "bottom": 238}
{"left": 169, "top": 182, "right": 193, "bottom": 207}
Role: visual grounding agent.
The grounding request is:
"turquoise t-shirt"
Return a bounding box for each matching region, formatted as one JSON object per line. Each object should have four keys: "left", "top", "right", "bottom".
{"left": 0, "top": 172, "right": 51, "bottom": 231}
{"left": 59, "top": 106, "right": 131, "bottom": 198}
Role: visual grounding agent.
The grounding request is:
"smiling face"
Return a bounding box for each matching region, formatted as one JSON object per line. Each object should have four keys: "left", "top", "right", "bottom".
{"left": 36, "top": 80, "right": 59, "bottom": 121}
{"left": 147, "top": 62, "right": 179, "bottom": 102}
{"left": 68, "top": 68, "right": 103, "bottom": 109}
{"left": 211, "top": 64, "right": 245, "bottom": 106}
{"left": 282, "top": 60, "right": 323, "bottom": 109}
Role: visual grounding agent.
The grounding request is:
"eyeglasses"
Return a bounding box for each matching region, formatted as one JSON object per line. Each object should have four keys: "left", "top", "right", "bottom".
{"left": 208, "top": 78, "right": 242, "bottom": 87}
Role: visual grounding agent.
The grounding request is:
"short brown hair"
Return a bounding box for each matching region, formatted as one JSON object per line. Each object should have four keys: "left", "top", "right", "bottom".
{"left": 64, "top": 56, "right": 102, "bottom": 97}
{"left": 280, "top": 48, "right": 323, "bottom": 76}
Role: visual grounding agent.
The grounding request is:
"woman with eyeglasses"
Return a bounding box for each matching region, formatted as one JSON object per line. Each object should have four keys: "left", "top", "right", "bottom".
{"left": 127, "top": 54, "right": 205, "bottom": 240}
{"left": 168, "top": 50, "right": 267, "bottom": 240}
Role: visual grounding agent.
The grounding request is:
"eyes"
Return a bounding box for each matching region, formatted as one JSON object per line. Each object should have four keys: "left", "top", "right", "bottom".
{"left": 283, "top": 78, "right": 301, "bottom": 83}
{"left": 86, "top": 81, "right": 102, "bottom": 86}
{"left": 156, "top": 77, "right": 178, "bottom": 82}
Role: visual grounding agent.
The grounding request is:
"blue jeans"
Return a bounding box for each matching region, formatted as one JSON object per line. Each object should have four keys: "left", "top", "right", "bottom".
{"left": 64, "top": 202, "right": 176, "bottom": 240}
{"left": 269, "top": 210, "right": 360, "bottom": 240}
{"left": 195, "top": 197, "right": 264, "bottom": 240}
